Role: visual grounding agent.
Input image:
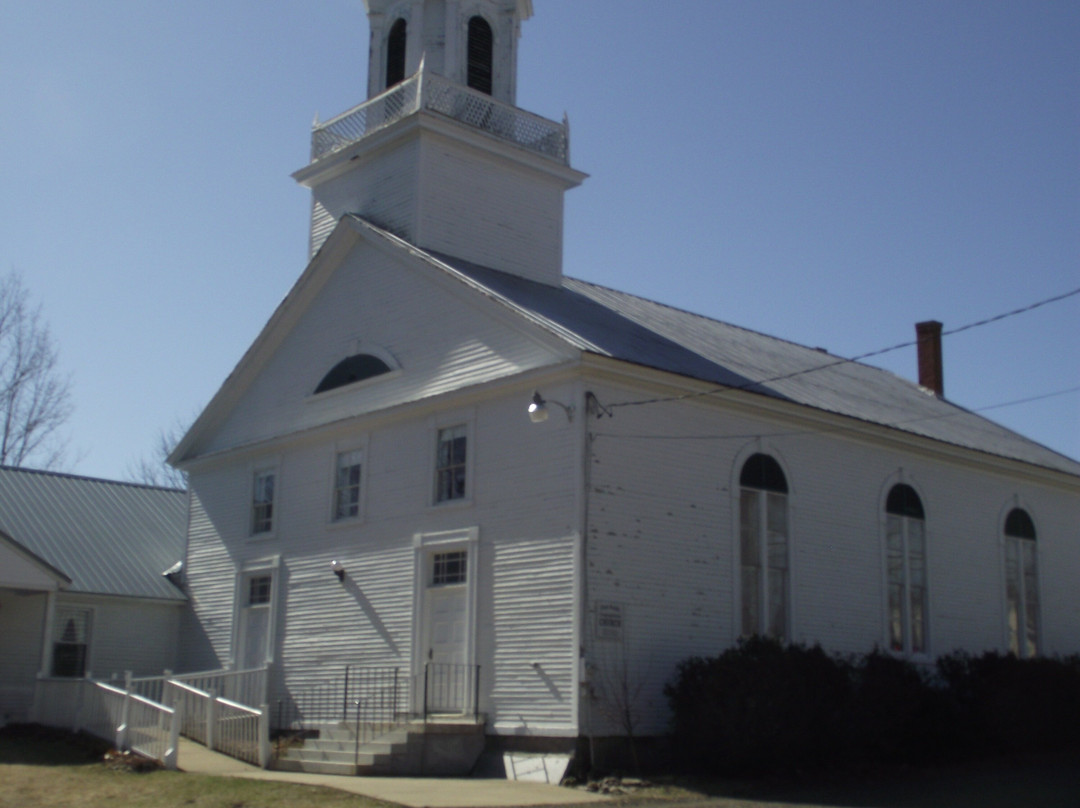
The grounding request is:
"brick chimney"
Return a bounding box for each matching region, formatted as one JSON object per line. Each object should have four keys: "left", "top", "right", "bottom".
{"left": 916, "top": 320, "right": 944, "bottom": 397}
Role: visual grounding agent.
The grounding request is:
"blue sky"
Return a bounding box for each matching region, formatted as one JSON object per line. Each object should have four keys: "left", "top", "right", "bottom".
{"left": 1, "top": 0, "right": 1077, "bottom": 480}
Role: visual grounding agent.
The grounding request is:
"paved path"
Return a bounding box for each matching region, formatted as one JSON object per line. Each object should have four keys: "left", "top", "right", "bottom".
{"left": 176, "top": 739, "right": 606, "bottom": 808}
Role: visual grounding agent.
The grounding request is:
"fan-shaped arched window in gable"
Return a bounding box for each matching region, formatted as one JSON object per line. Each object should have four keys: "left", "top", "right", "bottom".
{"left": 1004, "top": 507, "right": 1039, "bottom": 657}
{"left": 466, "top": 16, "right": 494, "bottom": 95}
{"left": 739, "top": 453, "right": 789, "bottom": 641}
{"left": 386, "top": 18, "right": 407, "bottom": 88}
{"left": 885, "top": 483, "right": 928, "bottom": 654}
{"left": 314, "top": 354, "right": 392, "bottom": 394}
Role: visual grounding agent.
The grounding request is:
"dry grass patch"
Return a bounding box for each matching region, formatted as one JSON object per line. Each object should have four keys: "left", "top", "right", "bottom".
{"left": 0, "top": 725, "right": 398, "bottom": 808}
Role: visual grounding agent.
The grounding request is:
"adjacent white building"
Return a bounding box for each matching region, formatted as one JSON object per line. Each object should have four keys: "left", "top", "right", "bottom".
{"left": 159, "top": 0, "right": 1080, "bottom": 760}
{"left": 0, "top": 468, "right": 187, "bottom": 725}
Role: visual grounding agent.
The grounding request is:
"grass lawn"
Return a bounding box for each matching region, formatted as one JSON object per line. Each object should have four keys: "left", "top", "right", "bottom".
{"left": 2, "top": 725, "right": 1078, "bottom": 808}
{"left": 0, "top": 725, "right": 398, "bottom": 808}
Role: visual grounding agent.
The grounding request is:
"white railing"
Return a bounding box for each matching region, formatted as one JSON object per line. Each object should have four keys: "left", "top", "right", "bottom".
{"left": 170, "top": 666, "right": 268, "bottom": 707}
{"left": 32, "top": 677, "right": 179, "bottom": 769}
{"left": 215, "top": 696, "right": 269, "bottom": 767}
{"left": 311, "top": 67, "right": 569, "bottom": 164}
{"left": 162, "top": 679, "right": 270, "bottom": 768}
{"left": 165, "top": 680, "right": 211, "bottom": 745}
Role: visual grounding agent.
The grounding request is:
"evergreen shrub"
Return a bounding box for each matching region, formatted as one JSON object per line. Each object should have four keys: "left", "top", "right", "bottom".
{"left": 665, "top": 641, "right": 1080, "bottom": 776}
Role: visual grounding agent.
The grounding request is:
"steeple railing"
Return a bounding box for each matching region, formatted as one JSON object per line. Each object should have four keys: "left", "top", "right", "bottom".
{"left": 311, "top": 69, "right": 568, "bottom": 165}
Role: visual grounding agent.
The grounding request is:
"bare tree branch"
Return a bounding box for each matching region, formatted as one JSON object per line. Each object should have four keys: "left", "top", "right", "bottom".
{"left": 0, "top": 273, "right": 72, "bottom": 468}
{"left": 126, "top": 419, "right": 188, "bottom": 489}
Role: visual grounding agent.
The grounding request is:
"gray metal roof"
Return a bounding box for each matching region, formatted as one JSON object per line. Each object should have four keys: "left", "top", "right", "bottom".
{"left": 0, "top": 467, "right": 188, "bottom": 601}
{"left": 423, "top": 248, "right": 1080, "bottom": 478}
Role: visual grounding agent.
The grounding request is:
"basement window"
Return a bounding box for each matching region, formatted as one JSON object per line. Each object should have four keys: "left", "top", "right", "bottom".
{"left": 315, "top": 354, "right": 392, "bottom": 394}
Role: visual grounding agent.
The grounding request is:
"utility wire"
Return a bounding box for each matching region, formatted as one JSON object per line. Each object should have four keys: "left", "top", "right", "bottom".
{"left": 605, "top": 286, "right": 1080, "bottom": 412}
{"left": 591, "top": 383, "right": 1080, "bottom": 444}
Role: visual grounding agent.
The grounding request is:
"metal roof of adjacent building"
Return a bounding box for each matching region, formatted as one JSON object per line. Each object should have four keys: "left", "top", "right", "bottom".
{"left": 419, "top": 245, "right": 1080, "bottom": 478}
{"left": 0, "top": 467, "right": 188, "bottom": 601}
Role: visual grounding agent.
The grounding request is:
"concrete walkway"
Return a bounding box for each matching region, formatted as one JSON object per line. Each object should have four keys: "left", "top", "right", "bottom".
{"left": 176, "top": 739, "right": 606, "bottom": 808}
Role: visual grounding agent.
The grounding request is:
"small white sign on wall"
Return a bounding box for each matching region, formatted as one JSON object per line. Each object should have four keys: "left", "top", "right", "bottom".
{"left": 595, "top": 602, "right": 623, "bottom": 641}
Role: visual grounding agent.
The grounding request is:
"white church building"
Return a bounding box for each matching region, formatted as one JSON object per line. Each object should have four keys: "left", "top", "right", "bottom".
{"left": 157, "top": 0, "right": 1080, "bottom": 768}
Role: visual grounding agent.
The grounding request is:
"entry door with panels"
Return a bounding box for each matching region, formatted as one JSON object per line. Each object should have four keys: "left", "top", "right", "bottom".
{"left": 420, "top": 549, "right": 469, "bottom": 713}
{"left": 237, "top": 573, "right": 273, "bottom": 670}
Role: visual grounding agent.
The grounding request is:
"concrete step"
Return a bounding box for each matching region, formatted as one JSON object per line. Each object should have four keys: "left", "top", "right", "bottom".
{"left": 274, "top": 757, "right": 359, "bottom": 776}
{"left": 273, "top": 720, "right": 486, "bottom": 776}
{"left": 282, "top": 747, "right": 362, "bottom": 765}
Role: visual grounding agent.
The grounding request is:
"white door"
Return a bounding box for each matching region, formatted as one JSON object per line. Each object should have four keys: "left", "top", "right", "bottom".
{"left": 420, "top": 550, "right": 470, "bottom": 713}
{"left": 237, "top": 573, "right": 272, "bottom": 670}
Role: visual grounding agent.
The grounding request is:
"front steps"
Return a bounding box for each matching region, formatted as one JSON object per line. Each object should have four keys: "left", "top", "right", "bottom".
{"left": 275, "top": 719, "right": 485, "bottom": 776}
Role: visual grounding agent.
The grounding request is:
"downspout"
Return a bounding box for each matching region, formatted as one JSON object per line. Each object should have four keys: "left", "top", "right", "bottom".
{"left": 579, "top": 390, "right": 597, "bottom": 770}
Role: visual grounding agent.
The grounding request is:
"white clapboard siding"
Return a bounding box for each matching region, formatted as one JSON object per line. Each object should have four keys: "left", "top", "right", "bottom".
{"left": 52, "top": 594, "right": 183, "bottom": 680}
{"left": 308, "top": 138, "right": 420, "bottom": 257}
{"left": 415, "top": 136, "right": 567, "bottom": 286}
{"left": 183, "top": 384, "right": 583, "bottom": 732}
{"left": 180, "top": 468, "right": 252, "bottom": 672}
{"left": 581, "top": 380, "right": 1080, "bottom": 736}
{"left": 201, "top": 240, "right": 570, "bottom": 456}
{"left": 489, "top": 536, "right": 577, "bottom": 734}
{"left": 0, "top": 591, "right": 47, "bottom": 723}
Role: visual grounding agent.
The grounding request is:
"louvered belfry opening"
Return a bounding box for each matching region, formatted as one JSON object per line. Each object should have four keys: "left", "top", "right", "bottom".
{"left": 467, "top": 16, "right": 494, "bottom": 95}
{"left": 386, "top": 18, "right": 407, "bottom": 88}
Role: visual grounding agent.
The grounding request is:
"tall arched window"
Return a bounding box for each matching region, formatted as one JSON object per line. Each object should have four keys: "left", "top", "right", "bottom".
{"left": 885, "top": 484, "right": 928, "bottom": 654}
{"left": 1003, "top": 508, "right": 1039, "bottom": 657}
{"left": 386, "top": 18, "right": 407, "bottom": 88}
{"left": 466, "top": 16, "right": 494, "bottom": 95}
{"left": 739, "top": 454, "right": 789, "bottom": 640}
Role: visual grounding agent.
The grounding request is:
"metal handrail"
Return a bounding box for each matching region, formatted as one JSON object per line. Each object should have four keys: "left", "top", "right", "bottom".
{"left": 418, "top": 662, "right": 480, "bottom": 721}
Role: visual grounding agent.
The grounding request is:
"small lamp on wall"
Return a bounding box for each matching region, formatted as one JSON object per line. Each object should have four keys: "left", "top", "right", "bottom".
{"left": 331, "top": 559, "right": 346, "bottom": 581}
{"left": 528, "top": 391, "right": 574, "bottom": 423}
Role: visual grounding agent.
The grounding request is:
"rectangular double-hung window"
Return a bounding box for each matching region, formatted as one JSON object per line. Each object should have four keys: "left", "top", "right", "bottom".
{"left": 51, "top": 607, "right": 91, "bottom": 677}
{"left": 252, "top": 470, "right": 275, "bottom": 534}
{"left": 334, "top": 449, "right": 363, "bottom": 520}
{"left": 435, "top": 425, "right": 467, "bottom": 503}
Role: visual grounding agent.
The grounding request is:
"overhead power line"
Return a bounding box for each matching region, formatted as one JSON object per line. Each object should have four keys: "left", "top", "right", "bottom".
{"left": 593, "top": 383, "right": 1080, "bottom": 443}
{"left": 606, "top": 285, "right": 1080, "bottom": 412}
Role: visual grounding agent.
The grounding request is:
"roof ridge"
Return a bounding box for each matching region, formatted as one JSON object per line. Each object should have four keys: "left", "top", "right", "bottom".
{"left": 0, "top": 465, "right": 186, "bottom": 494}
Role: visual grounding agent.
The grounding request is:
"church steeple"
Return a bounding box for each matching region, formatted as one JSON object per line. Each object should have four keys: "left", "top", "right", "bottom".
{"left": 292, "top": 0, "right": 585, "bottom": 287}
{"left": 364, "top": 0, "right": 530, "bottom": 106}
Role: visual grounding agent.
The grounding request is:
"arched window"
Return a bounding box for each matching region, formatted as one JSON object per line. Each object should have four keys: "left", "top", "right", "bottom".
{"left": 386, "top": 18, "right": 407, "bottom": 88}
{"left": 739, "top": 454, "right": 789, "bottom": 640}
{"left": 314, "top": 354, "right": 391, "bottom": 394}
{"left": 885, "top": 484, "right": 928, "bottom": 654}
{"left": 466, "top": 16, "right": 494, "bottom": 95}
{"left": 1004, "top": 508, "right": 1039, "bottom": 657}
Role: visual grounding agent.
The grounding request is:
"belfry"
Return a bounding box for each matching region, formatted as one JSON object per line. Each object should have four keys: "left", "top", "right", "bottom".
{"left": 292, "top": 0, "right": 586, "bottom": 286}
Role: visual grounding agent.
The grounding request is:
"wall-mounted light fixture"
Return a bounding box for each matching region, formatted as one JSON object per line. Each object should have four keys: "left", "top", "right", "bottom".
{"left": 331, "top": 559, "right": 346, "bottom": 581}
{"left": 528, "top": 391, "right": 574, "bottom": 423}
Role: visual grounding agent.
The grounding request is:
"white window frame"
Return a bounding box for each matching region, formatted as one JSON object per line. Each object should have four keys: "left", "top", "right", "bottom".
{"left": 735, "top": 452, "right": 792, "bottom": 643}
{"left": 50, "top": 605, "right": 93, "bottom": 678}
{"left": 250, "top": 465, "right": 279, "bottom": 538}
{"left": 881, "top": 478, "right": 931, "bottom": 659}
{"left": 232, "top": 556, "right": 281, "bottom": 669}
{"left": 329, "top": 441, "right": 367, "bottom": 524}
{"left": 430, "top": 412, "right": 474, "bottom": 508}
{"left": 1001, "top": 504, "right": 1040, "bottom": 658}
